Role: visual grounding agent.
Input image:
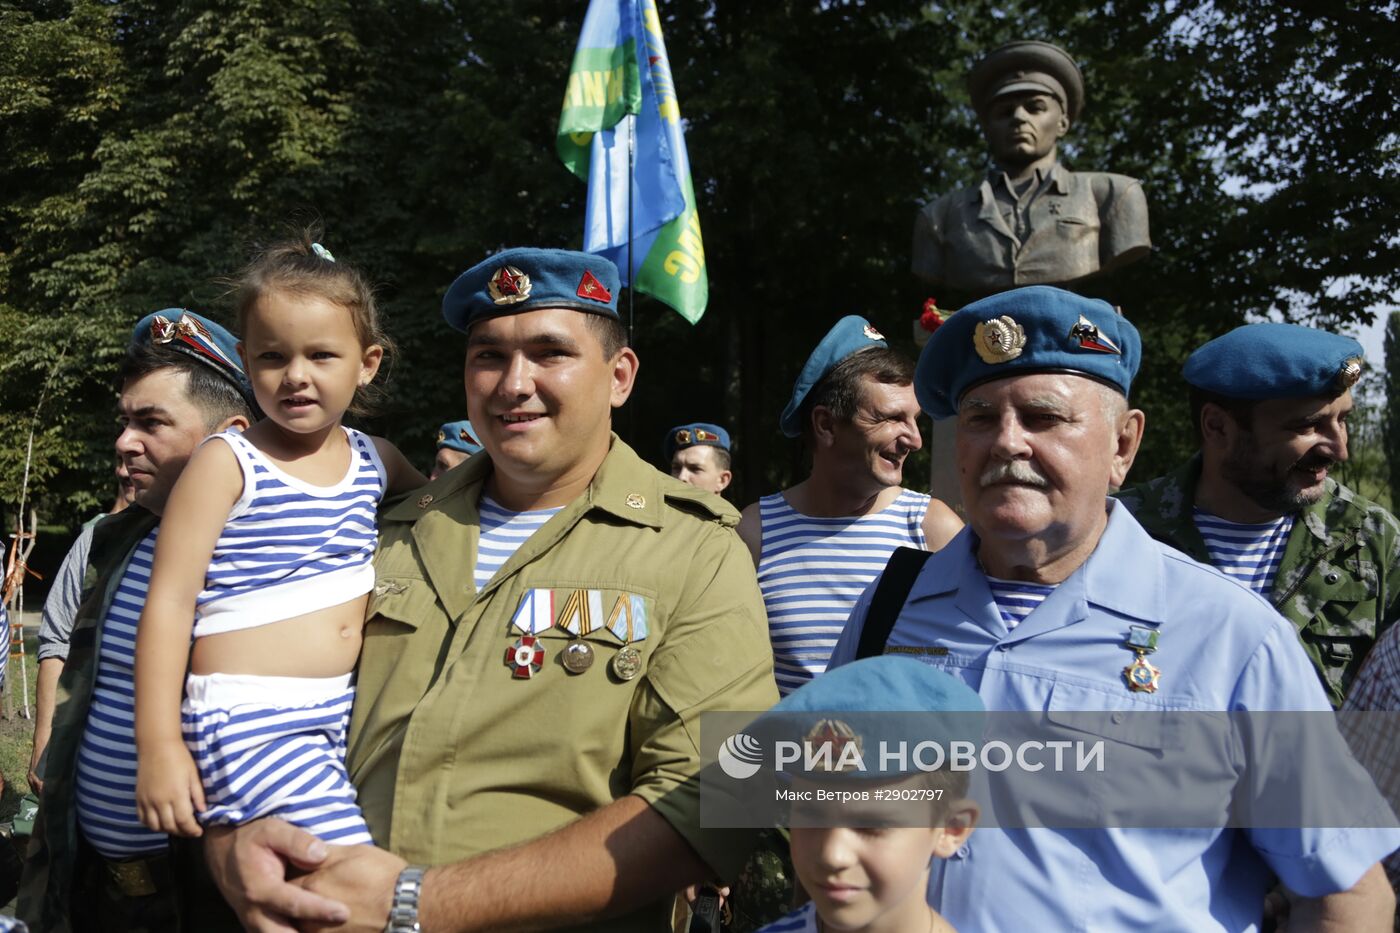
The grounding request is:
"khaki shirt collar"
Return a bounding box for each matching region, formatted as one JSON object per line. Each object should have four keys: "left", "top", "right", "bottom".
{"left": 380, "top": 436, "right": 665, "bottom": 619}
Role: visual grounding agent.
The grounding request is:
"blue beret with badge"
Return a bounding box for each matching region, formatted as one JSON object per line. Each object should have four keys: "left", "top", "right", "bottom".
{"left": 1182, "top": 322, "right": 1364, "bottom": 400}
{"left": 130, "top": 309, "right": 256, "bottom": 409}
{"left": 758, "top": 656, "right": 984, "bottom": 783}
{"left": 443, "top": 247, "right": 620, "bottom": 333}
{"left": 915, "top": 285, "right": 1141, "bottom": 421}
{"left": 664, "top": 422, "right": 730, "bottom": 461}
{"left": 436, "top": 420, "right": 483, "bottom": 456}
{"left": 779, "top": 315, "right": 890, "bottom": 437}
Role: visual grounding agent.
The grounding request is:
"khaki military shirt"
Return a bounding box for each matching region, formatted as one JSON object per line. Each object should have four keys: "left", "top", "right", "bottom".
{"left": 347, "top": 438, "right": 776, "bottom": 931}
{"left": 1117, "top": 455, "right": 1400, "bottom": 707}
{"left": 912, "top": 160, "right": 1151, "bottom": 293}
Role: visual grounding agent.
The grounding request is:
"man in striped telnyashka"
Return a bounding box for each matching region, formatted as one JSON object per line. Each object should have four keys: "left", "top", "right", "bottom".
{"left": 738, "top": 315, "right": 962, "bottom": 696}
{"left": 19, "top": 311, "right": 256, "bottom": 933}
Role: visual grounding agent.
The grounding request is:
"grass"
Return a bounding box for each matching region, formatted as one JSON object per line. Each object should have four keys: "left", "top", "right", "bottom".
{"left": 0, "top": 628, "right": 41, "bottom": 817}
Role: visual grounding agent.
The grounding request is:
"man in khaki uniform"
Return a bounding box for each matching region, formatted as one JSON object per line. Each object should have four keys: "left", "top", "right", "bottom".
{"left": 203, "top": 248, "right": 777, "bottom": 932}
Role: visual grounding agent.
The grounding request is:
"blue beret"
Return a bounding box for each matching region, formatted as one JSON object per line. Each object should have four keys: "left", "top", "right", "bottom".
{"left": 436, "top": 420, "right": 483, "bottom": 456}
{"left": 915, "top": 286, "right": 1141, "bottom": 421}
{"left": 664, "top": 422, "right": 730, "bottom": 461}
{"left": 779, "top": 315, "right": 890, "bottom": 437}
{"left": 1183, "top": 323, "right": 1364, "bottom": 400}
{"left": 442, "top": 248, "right": 620, "bottom": 333}
{"left": 130, "top": 309, "right": 256, "bottom": 409}
{"left": 761, "top": 656, "right": 984, "bottom": 782}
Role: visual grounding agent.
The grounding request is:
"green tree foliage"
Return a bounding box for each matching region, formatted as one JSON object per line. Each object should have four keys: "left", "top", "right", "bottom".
{"left": 1386, "top": 312, "right": 1400, "bottom": 506}
{"left": 2, "top": 0, "right": 1395, "bottom": 526}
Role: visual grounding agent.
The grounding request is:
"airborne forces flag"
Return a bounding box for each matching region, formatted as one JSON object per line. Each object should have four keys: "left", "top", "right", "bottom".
{"left": 556, "top": 0, "right": 708, "bottom": 323}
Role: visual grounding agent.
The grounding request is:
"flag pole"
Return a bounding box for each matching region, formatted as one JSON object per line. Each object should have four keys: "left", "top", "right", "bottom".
{"left": 626, "top": 113, "right": 636, "bottom": 440}
{"left": 626, "top": 115, "right": 636, "bottom": 348}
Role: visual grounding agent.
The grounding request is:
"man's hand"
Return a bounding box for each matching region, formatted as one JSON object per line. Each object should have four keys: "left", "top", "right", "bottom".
{"left": 293, "top": 843, "right": 408, "bottom": 933}
{"left": 135, "top": 740, "right": 207, "bottom": 836}
{"left": 203, "top": 821, "right": 350, "bottom": 933}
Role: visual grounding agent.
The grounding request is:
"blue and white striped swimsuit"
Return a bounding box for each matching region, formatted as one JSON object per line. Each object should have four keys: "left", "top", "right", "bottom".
{"left": 76, "top": 529, "right": 169, "bottom": 858}
{"left": 181, "top": 427, "right": 385, "bottom": 845}
{"left": 193, "top": 426, "right": 384, "bottom": 637}
{"left": 758, "top": 490, "right": 930, "bottom": 696}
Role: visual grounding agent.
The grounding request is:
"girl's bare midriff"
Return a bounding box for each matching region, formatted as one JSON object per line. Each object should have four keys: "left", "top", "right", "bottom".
{"left": 190, "top": 593, "right": 368, "bottom": 677}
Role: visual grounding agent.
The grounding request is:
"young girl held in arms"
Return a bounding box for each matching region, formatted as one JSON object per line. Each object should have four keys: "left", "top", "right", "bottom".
{"left": 134, "top": 237, "right": 425, "bottom": 844}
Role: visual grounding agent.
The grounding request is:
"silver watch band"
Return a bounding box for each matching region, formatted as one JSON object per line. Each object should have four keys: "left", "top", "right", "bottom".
{"left": 384, "top": 865, "right": 427, "bottom": 933}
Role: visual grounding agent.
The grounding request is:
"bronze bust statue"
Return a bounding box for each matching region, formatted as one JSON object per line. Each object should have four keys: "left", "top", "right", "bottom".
{"left": 912, "top": 40, "right": 1151, "bottom": 294}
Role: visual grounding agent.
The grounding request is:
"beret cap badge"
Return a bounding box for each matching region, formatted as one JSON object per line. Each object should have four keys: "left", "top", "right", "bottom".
{"left": 487, "top": 266, "right": 532, "bottom": 305}
{"left": 1069, "top": 314, "right": 1121, "bottom": 355}
{"left": 1336, "top": 357, "right": 1363, "bottom": 390}
{"left": 974, "top": 315, "right": 1027, "bottom": 364}
{"left": 803, "top": 718, "right": 864, "bottom": 771}
{"left": 862, "top": 323, "right": 885, "bottom": 341}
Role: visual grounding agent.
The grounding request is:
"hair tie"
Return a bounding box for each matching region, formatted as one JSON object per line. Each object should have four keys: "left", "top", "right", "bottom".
{"left": 311, "top": 242, "right": 336, "bottom": 263}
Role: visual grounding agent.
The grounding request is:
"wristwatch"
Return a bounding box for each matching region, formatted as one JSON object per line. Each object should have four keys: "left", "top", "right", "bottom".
{"left": 384, "top": 865, "right": 427, "bottom": 933}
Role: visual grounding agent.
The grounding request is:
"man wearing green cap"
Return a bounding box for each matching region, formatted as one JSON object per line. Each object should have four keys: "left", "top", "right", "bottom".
{"left": 912, "top": 40, "right": 1151, "bottom": 295}
{"left": 202, "top": 248, "right": 776, "bottom": 932}
{"left": 1118, "top": 322, "right": 1400, "bottom": 707}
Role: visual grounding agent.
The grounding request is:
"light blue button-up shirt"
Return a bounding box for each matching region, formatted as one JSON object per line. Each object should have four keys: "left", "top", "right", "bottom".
{"left": 830, "top": 502, "right": 1400, "bottom": 932}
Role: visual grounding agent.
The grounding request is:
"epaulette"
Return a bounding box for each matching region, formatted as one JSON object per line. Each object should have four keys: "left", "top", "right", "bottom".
{"left": 662, "top": 481, "right": 741, "bottom": 528}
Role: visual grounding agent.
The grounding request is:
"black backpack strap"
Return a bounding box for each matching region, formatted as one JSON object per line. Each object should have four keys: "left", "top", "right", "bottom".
{"left": 855, "top": 547, "right": 933, "bottom": 660}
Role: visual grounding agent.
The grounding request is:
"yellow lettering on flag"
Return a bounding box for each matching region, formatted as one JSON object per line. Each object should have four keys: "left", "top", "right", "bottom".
{"left": 664, "top": 212, "right": 706, "bottom": 285}
{"left": 582, "top": 71, "right": 608, "bottom": 107}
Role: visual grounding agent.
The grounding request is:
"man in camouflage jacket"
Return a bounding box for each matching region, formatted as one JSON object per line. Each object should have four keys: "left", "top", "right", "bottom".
{"left": 1118, "top": 455, "right": 1400, "bottom": 707}
{"left": 1117, "top": 322, "right": 1400, "bottom": 708}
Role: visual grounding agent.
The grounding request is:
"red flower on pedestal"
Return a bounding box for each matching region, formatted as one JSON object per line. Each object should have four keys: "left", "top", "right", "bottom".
{"left": 919, "top": 298, "right": 946, "bottom": 334}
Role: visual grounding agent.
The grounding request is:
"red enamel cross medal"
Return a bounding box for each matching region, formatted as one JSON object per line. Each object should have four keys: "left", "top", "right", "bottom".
{"left": 506, "top": 635, "right": 545, "bottom": 679}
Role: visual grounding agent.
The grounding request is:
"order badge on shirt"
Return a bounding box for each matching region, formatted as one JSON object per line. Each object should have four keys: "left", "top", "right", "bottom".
{"left": 508, "top": 588, "right": 650, "bottom": 679}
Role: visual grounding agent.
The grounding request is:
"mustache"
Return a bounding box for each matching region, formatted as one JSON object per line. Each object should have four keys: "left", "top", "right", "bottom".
{"left": 1292, "top": 453, "right": 1337, "bottom": 473}
{"left": 979, "top": 460, "right": 1049, "bottom": 488}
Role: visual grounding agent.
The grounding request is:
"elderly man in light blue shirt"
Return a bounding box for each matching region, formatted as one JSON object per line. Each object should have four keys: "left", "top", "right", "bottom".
{"left": 831, "top": 286, "right": 1398, "bottom": 930}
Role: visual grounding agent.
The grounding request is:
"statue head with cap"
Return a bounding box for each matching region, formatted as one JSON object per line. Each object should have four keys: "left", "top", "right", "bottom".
{"left": 441, "top": 248, "right": 637, "bottom": 510}
{"left": 916, "top": 286, "right": 1145, "bottom": 581}
{"left": 969, "top": 40, "right": 1084, "bottom": 177}
{"left": 1183, "top": 322, "right": 1362, "bottom": 519}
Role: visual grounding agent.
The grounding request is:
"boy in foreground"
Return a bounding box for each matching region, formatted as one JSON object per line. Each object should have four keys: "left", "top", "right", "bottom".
{"left": 755, "top": 656, "right": 981, "bottom": 933}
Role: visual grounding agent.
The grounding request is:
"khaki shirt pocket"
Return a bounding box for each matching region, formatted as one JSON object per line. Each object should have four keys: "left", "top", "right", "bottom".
{"left": 367, "top": 575, "right": 436, "bottom": 632}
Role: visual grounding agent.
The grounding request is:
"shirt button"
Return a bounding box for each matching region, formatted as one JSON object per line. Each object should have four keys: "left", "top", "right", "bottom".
{"left": 1325, "top": 571, "right": 1340, "bottom": 584}
{"left": 956, "top": 845, "right": 970, "bottom": 858}
{"left": 1111, "top": 712, "right": 1125, "bottom": 724}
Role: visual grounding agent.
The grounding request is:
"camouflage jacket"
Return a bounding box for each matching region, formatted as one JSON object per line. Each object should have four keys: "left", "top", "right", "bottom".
{"left": 1116, "top": 455, "right": 1400, "bottom": 708}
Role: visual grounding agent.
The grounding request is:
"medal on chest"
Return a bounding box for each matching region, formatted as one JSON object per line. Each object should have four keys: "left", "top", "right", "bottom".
{"left": 1121, "top": 625, "right": 1162, "bottom": 693}
{"left": 505, "top": 635, "right": 545, "bottom": 679}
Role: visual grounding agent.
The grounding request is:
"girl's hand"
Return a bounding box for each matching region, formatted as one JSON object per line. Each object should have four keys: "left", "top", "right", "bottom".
{"left": 136, "top": 740, "right": 208, "bottom": 837}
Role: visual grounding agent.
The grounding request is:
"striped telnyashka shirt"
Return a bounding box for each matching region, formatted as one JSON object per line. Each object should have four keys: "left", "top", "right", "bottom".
{"left": 75, "top": 529, "right": 168, "bottom": 858}
{"left": 474, "top": 497, "right": 563, "bottom": 592}
{"left": 1193, "top": 508, "right": 1295, "bottom": 597}
{"left": 194, "top": 427, "right": 385, "bottom": 637}
{"left": 758, "top": 489, "right": 930, "bottom": 696}
{"left": 986, "top": 577, "right": 1056, "bottom": 629}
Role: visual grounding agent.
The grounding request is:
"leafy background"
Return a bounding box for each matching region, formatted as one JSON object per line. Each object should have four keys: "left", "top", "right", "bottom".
{"left": 3, "top": 0, "right": 1397, "bottom": 549}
